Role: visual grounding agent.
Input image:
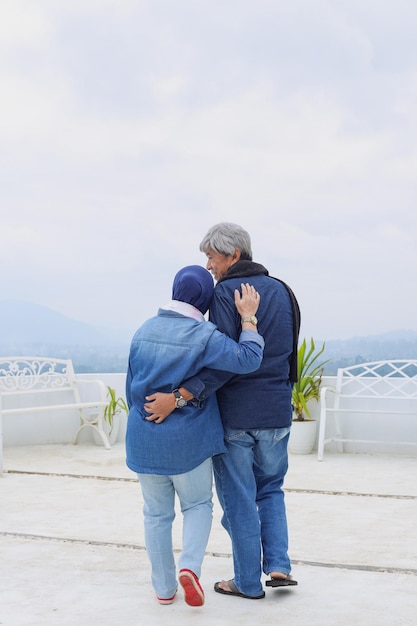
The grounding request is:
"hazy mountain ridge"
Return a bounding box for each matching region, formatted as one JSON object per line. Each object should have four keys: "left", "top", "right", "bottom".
{"left": 0, "top": 300, "right": 130, "bottom": 373}
{"left": 0, "top": 300, "right": 129, "bottom": 346}
{"left": 320, "top": 330, "right": 417, "bottom": 374}
{"left": 1, "top": 301, "right": 416, "bottom": 374}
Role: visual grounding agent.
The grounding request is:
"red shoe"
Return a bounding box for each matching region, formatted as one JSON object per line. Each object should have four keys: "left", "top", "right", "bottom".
{"left": 179, "top": 569, "right": 205, "bottom": 606}
{"left": 157, "top": 590, "right": 177, "bottom": 605}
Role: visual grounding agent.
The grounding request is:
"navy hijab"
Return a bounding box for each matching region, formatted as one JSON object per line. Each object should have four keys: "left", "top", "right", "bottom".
{"left": 172, "top": 265, "right": 214, "bottom": 315}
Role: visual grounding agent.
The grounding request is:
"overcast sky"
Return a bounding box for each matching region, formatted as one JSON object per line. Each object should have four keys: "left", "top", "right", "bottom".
{"left": 1, "top": 0, "right": 416, "bottom": 342}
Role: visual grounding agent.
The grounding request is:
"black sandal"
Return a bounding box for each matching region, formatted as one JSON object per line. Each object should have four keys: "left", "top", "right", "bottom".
{"left": 266, "top": 574, "right": 298, "bottom": 587}
{"left": 214, "top": 579, "right": 265, "bottom": 599}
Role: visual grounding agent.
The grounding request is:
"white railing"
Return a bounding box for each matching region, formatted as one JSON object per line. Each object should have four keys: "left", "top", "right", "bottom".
{"left": 2, "top": 373, "right": 417, "bottom": 456}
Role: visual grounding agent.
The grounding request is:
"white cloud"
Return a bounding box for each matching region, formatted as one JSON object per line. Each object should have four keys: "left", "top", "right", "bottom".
{"left": 0, "top": 0, "right": 51, "bottom": 47}
{"left": 1, "top": 0, "right": 416, "bottom": 340}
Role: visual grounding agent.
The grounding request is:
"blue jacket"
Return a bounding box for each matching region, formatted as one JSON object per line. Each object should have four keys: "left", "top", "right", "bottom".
{"left": 125, "top": 306, "right": 264, "bottom": 474}
{"left": 183, "top": 261, "right": 300, "bottom": 429}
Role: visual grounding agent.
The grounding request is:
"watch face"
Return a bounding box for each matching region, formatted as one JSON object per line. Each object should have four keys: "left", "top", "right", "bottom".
{"left": 173, "top": 389, "right": 187, "bottom": 408}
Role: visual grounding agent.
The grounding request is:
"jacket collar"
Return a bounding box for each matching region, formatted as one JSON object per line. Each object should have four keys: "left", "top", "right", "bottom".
{"left": 217, "top": 259, "right": 269, "bottom": 284}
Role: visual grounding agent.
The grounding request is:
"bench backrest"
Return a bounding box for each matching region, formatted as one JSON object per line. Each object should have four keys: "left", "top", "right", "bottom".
{"left": 0, "top": 357, "right": 78, "bottom": 406}
{"left": 335, "top": 360, "right": 417, "bottom": 403}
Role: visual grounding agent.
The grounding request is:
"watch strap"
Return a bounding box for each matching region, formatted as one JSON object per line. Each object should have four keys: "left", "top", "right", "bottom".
{"left": 241, "top": 315, "right": 257, "bottom": 326}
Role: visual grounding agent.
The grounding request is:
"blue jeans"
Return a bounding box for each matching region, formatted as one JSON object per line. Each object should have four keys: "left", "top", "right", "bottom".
{"left": 137, "top": 458, "right": 213, "bottom": 599}
{"left": 212, "top": 427, "right": 291, "bottom": 597}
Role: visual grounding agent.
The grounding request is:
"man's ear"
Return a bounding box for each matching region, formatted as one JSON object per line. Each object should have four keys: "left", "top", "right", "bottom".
{"left": 232, "top": 248, "right": 241, "bottom": 262}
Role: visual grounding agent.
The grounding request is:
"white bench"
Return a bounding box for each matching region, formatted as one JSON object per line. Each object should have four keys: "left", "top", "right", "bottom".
{"left": 0, "top": 356, "right": 111, "bottom": 473}
{"left": 317, "top": 360, "right": 417, "bottom": 461}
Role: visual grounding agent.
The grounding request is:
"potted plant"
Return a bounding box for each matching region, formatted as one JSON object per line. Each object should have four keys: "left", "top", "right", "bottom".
{"left": 102, "top": 385, "right": 129, "bottom": 445}
{"left": 289, "top": 338, "right": 330, "bottom": 454}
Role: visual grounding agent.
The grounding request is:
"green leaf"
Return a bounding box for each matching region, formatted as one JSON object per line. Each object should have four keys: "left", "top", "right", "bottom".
{"left": 292, "top": 338, "right": 331, "bottom": 420}
{"left": 104, "top": 385, "right": 129, "bottom": 425}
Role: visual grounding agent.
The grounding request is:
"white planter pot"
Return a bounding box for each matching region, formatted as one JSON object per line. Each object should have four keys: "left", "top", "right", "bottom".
{"left": 289, "top": 419, "right": 317, "bottom": 455}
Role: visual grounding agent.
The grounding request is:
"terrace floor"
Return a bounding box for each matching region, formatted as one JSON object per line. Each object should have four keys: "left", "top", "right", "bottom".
{"left": 1, "top": 444, "right": 417, "bottom": 626}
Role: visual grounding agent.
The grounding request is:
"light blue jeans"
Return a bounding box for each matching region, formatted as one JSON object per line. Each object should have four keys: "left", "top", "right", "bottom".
{"left": 213, "top": 427, "right": 292, "bottom": 597}
{"left": 137, "top": 458, "right": 213, "bottom": 599}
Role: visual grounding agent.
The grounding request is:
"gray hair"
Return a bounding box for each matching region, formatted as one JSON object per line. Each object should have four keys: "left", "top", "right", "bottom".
{"left": 199, "top": 222, "right": 253, "bottom": 260}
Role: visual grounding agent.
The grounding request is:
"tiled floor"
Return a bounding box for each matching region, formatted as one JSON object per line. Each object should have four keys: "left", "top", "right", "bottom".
{"left": 1, "top": 444, "right": 417, "bottom": 626}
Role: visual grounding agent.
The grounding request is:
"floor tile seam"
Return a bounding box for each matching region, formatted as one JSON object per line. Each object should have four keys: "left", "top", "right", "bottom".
{"left": 286, "top": 488, "right": 416, "bottom": 500}
{"left": 3, "top": 469, "right": 136, "bottom": 482}
{"left": 4, "top": 470, "right": 416, "bottom": 500}
{"left": 2, "top": 531, "right": 417, "bottom": 577}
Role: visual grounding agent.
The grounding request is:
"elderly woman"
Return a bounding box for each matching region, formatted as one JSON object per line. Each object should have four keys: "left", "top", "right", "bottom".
{"left": 125, "top": 265, "right": 263, "bottom": 607}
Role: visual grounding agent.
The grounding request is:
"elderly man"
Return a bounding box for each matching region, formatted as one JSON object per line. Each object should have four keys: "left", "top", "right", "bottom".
{"left": 145, "top": 223, "right": 300, "bottom": 600}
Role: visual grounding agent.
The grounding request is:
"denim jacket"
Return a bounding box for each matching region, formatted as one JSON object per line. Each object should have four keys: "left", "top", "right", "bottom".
{"left": 125, "top": 306, "right": 264, "bottom": 475}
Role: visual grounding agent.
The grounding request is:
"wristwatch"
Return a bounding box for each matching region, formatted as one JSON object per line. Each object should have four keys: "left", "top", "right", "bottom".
{"left": 173, "top": 389, "right": 188, "bottom": 408}
{"left": 241, "top": 315, "right": 258, "bottom": 326}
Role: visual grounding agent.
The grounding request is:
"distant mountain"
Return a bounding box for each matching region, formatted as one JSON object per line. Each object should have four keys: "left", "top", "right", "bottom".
{"left": 0, "top": 300, "right": 119, "bottom": 346}
{"left": 0, "top": 300, "right": 130, "bottom": 372}
{"left": 1, "top": 300, "right": 416, "bottom": 375}
{"left": 321, "top": 330, "right": 417, "bottom": 374}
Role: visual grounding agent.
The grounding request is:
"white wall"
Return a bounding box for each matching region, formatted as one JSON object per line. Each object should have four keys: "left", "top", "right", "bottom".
{"left": 3, "top": 374, "right": 417, "bottom": 456}
{"left": 2, "top": 373, "right": 127, "bottom": 447}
